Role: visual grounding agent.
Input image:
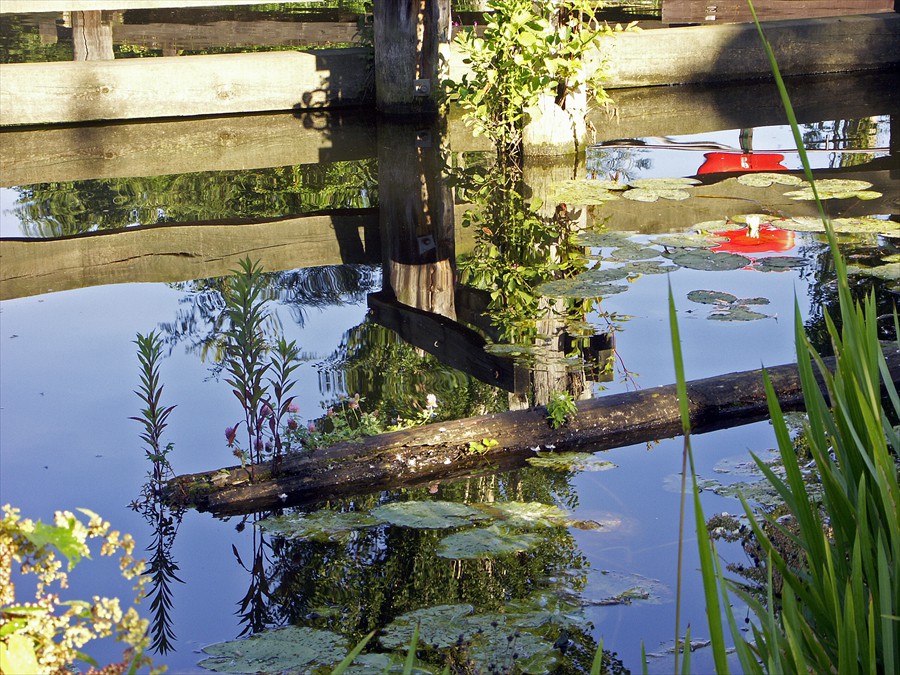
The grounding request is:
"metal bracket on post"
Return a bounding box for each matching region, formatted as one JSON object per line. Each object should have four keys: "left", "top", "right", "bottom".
{"left": 414, "top": 78, "right": 432, "bottom": 97}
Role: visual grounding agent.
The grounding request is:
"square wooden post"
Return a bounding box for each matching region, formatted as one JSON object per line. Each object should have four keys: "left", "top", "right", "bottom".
{"left": 373, "top": 0, "right": 451, "bottom": 114}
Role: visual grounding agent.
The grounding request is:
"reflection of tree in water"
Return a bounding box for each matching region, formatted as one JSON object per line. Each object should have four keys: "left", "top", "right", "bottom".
{"left": 317, "top": 319, "right": 507, "bottom": 422}
{"left": 226, "top": 471, "right": 632, "bottom": 672}
{"left": 800, "top": 117, "right": 885, "bottom": 169}
{"left": 585, "top": 147, "right": 652, "bottom": 184}
{"left": 11, "top": 160, "right": 377, "bottom": 238}
{"left": 158, "top": 265, "right": 380, "bottom": 361}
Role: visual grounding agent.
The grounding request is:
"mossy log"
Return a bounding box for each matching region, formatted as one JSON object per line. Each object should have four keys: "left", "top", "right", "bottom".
{"left": 164, "top": 348, "right": 900, "bottom": 516}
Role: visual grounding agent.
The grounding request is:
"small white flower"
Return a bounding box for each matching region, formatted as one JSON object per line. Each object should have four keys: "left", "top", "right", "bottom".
{"left": 426, "top": 393, "right": 438, "bottom": 409}
{"left": 746, "top": 214, "right": 761, "bottom": 238}
{"left": 279, "top": 493, "right": 288, "bottom": 501}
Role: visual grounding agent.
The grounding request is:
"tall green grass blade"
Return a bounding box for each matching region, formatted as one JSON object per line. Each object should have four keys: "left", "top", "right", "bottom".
{"left": 331, "top": 631, "right": 375, "bottom": 675}
{"left": 590, "top": 638, "right": 604, "bottom": 675}
{"left": 402, "top": 622, "right": 420, "bottom": 675}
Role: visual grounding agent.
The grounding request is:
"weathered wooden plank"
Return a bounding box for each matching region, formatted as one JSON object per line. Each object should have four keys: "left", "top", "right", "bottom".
{"left": 165, "top": 347, "right": 900, "bottom": 515}
{"left": 0, "top": 110, "right": 377, "bottom": 187}
{"left": 0, "top": 1, "right": 294, "bottom": 13}
{"left": 0, "top": 211, "right": 379, "bottom": 301}
{"left": 663, "top": 0, "right": 895, "bottom": 25}
{"left": 0, "top": 48, "right": 373, "bottom": 126}
{"left": 111, "top": 19, "right": 361, "bottom": 51}
{"left": 592, "top": 13, "right": 900, "bottom": 89}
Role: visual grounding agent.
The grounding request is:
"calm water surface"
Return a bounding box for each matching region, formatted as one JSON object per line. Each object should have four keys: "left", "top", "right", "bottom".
{"left": 1, "top": 74, "right": 897, "bottom": 672}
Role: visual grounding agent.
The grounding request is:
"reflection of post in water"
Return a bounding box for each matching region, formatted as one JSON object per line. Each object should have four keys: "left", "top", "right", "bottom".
{"left": 233, "top": 515, "right": 275, "bottom": 636}
{"left": 72, "top": 11, "right": 115, "bottom": 61}
{"left": 377, "top": 116, "right": 456, "bottom": 317}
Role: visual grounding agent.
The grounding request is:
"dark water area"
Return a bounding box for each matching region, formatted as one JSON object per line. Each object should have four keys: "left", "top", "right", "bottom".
{"left": 1, "top": 66, "right": 898, "bottom": 672}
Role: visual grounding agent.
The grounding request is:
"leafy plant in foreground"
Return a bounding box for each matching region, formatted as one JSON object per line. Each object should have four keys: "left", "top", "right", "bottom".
{"left": 547, "top": 390, "right": 578, "bottom": 429}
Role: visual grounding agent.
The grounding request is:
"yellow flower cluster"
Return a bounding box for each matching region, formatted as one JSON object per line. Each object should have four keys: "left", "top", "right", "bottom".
{"left": 0, "top": 504, "right": 155, "bottom": 674}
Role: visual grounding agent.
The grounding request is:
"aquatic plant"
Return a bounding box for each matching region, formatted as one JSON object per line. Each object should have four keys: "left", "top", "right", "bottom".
{"left": 0, "top": 505, "right": 153, "bottom": 674}
{"left": 131, "top": 331, "right": 177, "bottom": 486}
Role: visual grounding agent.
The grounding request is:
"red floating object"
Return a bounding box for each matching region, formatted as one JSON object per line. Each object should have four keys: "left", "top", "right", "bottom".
{"left": 698, "top": 152, "right": 789, "bottom": 174}
{"left": 711, "top": 225, "right": 796, "bottom": 254}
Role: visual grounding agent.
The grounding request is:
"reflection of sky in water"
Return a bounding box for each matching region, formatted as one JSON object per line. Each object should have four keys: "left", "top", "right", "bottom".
{"left": 588, "top": 116, "right": 891, "bottom": 181}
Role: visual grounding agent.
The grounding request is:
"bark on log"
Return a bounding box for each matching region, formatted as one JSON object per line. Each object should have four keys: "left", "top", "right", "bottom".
{"left": 164, "top": 347, "right": 900, "bottom": 516}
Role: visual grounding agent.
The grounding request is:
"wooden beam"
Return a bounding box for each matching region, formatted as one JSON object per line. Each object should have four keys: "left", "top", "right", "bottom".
{"left": 164, "top": 347, "right": 900, "bottom": 515}
{"left": 0, "top": 110, "right": 378, "bottom": 187}
{"left": 0, "top": 211, "right": 379, "bottom": 301}
{"left": 368, "top": 291, "right": 519, "bottom": 391}
{"left": 0, "top": 48, "right": 373, "bottom": 126}
{"left": 0, "top": 1, "right": 297, "bottom": 13}
{"left": 662, "top": 1, "right": 895, "bottom": 25}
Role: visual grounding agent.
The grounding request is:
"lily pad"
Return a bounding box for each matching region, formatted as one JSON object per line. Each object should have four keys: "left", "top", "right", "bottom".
{"left": 847, "top": 262, "right": 900, "bottom": 281}
{"left": 340, "top": 653, "right": 436, "bottom": 674}
{"left": 668, "top": 249, "right": 751, "bottom": 271}
{"left": 736, "top": 172, "right": 804, "bottom": 187}
{"left": 583, "top": 569, "right": 670, "bottom": 606}
{"left": 378, "top": 604, "right": 476, "bottom": 651}
{"left": 686, "top": 290, "right": 738, "bottom": 305}
{"left": 526, "top": 451, "right": 617, "bottom": 473}
{"left": 552, "top": 179, "right": 626, "bottom": 204}
{"left": 537, "top": 277, "right": 627, "bottom": 299}
{"left": 575, "top": 230, "right": 638, "bottom": 248}
{"left": 620, "top": 260, "right": 679, "bottom": 276}
{"left": 436, "top": 524, "right": 541, "bottom": 559}
{"left": 475, "top": 501, "right": 571, "bottom": 527}
{"left": 257, "top": 510, "right": 379, "bottom": 543}
{"left": 198, "top": 626, "right": 347, "bottom": 673}
{"left": 709, "top": 307, "right": 770, "bottom": 321}
{"left": 628, "top": 177, "right": 700, "bottom": 189}
{"left": 622, "top": 187, "right": 691, "bottom": 202}
{"left": 780, "top": 216, "right": 900, "bottom": 237}
{"left": 607, "top": 244, "right": 661, "bottom": 261}
{"left": 753, "top": 256, "right": 807, "bottom": 272}
{"left": 370, "top": 500, "right": 489, "bottom": 529}
{"left": 653, "top": 232, "right": 729, "bottom": 248}
{"left": 783, "top": 178, "right": 880, "bottom": 201}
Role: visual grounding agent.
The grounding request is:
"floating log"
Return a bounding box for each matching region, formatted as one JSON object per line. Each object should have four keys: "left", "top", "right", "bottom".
{"left": 163, "top": 347, "right": 900, "bottom": 516}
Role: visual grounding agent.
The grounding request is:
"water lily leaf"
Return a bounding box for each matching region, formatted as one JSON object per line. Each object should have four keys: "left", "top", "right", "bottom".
{"left": 847, "top": 262, "right": 900, "bottom": 281}
{"left": 198, "top": 626, "right": 347, "bottom": 673}
{"left": 581, "top": 267, "right": 631, "bottom": 283}
{"left": 883, "top": 254, "right": 900, "bottom": 263}
{"left": 753, "top": 256, "right": 807, "bottom": 272}
{"left": 379, "top": 604, "right": 476, "bottom": 651}
{"left": 552, "top": 179, "right": 626, "bottom": 204}
{"left": 653, "top": 232, "right": 729, "bottom": 248}
{"left": 475, "top": 501, "right": 570, "bottom": 527}
{"left": 620, "top": 260, "right": 679, "bottom": 275}
{"left": 340, "top": 653, "right": 437, "bottom": 674}
{"left": 713, "top": 449, "right": 780, "bottom": 475}
{"left": 467, "top": 632, "right": 560, "bottom": 675}
{"left": 607, "top": 244, "right": 661, "bottom": 261}
{"left": 709, "top": 307, "right": 770, "bottom": 321}
{"left": 668, "top": 250, "right": 750, "bottom": 271}
{"left": 436, "top": 524, "right": 541, "bottom": 559}
{"left": 736, "top": 172, "right": 803, "bottom": 187}
{"left": 257, "top": 510, "right": 379, "bottom": 543}
{"left": 537, "top": 277, "right": 627, "bottom": 299}
{"left": 628, "top": 177, "right": 700, "bottom": 189}
{"left": 780, "top": 216, "right": 900, "bottom": 237}
{"left": 526, "top": 451, "right": 617, "bottom": 472}
{"left": 623, "top": 187, "right": 691, "bottom": 202}
{"left": 808, "top": 178, "right": 873, "bottom": 191}
{"left": 583, "top": 569, "right": 670, "bottom": 606}
{"left": 782, "top": 178, "right": 879, "bottom": 201}
{"left": 687, "top": 290, "right": 738, "bottom": 305}
{"left": 370, "top": 501, "right": 489, "bottom": 529}
{"left": 575, "top": 230, "right": 638, "bottom": 248}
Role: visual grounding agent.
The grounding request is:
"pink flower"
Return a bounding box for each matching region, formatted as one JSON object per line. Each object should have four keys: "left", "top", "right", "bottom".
{"left": 287, "top": 418, "right": 298, "bottom": 430}
{"left": 288, "top": 402, "right": 300, "bottom": 413}
{"left": 307, "top": 422, "right": 317, "bottom": 433}
{"left": 260, "top": 403, "right": 273, "bottom": 418}
{"left": 225, "top": 424, "right": 239, "bottom": 446}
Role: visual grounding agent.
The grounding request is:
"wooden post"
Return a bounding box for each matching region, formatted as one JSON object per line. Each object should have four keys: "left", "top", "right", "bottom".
{"left": 72, "top": 10, "right": 115, "bottom": 61}
{"left": 373, "top": 0, "right": 451, "bottom": 114}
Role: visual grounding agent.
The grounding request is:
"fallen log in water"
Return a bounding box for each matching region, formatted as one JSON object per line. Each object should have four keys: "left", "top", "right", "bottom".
{"left": 164, "top": 348, "right": 900, "bottom": 516}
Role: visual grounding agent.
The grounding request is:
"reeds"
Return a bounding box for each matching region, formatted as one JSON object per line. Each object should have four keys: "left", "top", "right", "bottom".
{"left": 670, "top": 3, "right": 900, "bottom": 672}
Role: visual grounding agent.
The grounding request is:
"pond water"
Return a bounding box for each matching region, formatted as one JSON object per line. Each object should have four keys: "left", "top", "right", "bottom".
{"left": 1, "top": 69, "right": 898, "bottom": 673}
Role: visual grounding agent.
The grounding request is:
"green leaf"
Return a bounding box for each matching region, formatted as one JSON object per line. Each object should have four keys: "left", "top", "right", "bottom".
{"left": 370, "top": 501, "right": 489, "bottom": 529}
{"left": 436, "top": 524, "right": 540, "bottom": 559}
{"left": 0, "top": 634, "right": 40, "bottom": 675}
{"left": 197, "top": 626, "right": 348, "bottom": 673}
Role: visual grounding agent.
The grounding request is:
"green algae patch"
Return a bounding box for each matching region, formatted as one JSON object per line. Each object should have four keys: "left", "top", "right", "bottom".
{"left": 198, "top": 626, "right": 348, "bottom": 673}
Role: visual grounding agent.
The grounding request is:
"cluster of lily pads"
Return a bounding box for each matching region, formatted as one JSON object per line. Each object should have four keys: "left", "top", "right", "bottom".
{"left": 735, "top": 172, "right": 883, "bottom": 201}
{"left": 552, "top": 176, "right": 699, "bottom": 204}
